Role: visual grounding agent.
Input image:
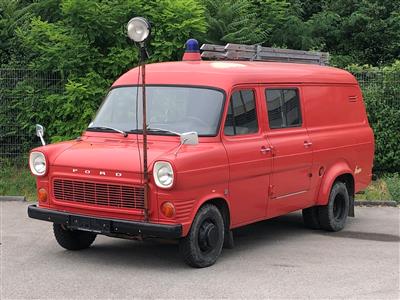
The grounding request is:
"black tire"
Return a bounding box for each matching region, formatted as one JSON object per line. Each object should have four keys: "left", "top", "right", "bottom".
{"left": 53, "top": 223, "right": 97, "bottom": 250}
{"left": 179, "top": 204, "right": 224, "bottom": 268}
{"left": 318, "top": 181, "right": 350, "bottom": 232}
{"left": 302, "top": 206, "right": 320, "bottom": 229}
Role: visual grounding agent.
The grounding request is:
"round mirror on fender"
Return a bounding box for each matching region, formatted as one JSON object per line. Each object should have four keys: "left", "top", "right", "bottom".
{"left": 35, "top": 124, "right": 46, "bottom": 145}
{"left": 35, "top": 124, "right": 44, "bottom": 137}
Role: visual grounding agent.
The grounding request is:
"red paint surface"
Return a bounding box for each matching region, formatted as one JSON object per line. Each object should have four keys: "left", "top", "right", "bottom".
{"left": 32, "top": 61, "right": 374, "bottom": 236}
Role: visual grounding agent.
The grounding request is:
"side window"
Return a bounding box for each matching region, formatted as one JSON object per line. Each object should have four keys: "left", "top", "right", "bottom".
{"left": 224, "top": 90, "right": 258, "bottom": 136}
{"left": 265, "top": 89, "right": 302, "bottom": 129}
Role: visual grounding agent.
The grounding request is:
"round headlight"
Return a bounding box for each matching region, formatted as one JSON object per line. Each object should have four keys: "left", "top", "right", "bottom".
{"left": 29, "top": 151, "right": 47, "bottom": 176}
{"left": 127, "top": 17, "right": 151, "bottom": 43}
{"left": 153, "top": 161, "right": 174, "bottom": 188}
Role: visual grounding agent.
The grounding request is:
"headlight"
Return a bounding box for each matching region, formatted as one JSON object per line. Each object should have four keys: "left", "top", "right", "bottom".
{"left": 153, "top": 161, "right": 174, "bottom": 188}
{"left": 29, "top": 152, "right": 47, "bottom": 176}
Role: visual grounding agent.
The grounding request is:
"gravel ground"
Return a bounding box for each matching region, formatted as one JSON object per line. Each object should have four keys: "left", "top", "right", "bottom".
{"left": 1, "top": 201, "right": 399, "bottom": 299}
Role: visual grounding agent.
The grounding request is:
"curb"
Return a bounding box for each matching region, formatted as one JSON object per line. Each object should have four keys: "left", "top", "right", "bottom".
{"left": 0, "top": 196, "right": 26, "bottom": 202}
{"left": 355, "top": 200, "right": 398, "bottom": 207}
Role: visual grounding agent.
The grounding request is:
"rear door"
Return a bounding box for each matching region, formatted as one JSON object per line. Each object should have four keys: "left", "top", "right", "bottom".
{"left": 222, "top": 86, "right": 273, "bottom": 226}
{"left": 261, "top": 86, "right": 314, "bottom": 218}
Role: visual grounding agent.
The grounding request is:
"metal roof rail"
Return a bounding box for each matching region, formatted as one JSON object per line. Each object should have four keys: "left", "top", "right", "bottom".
{"left": 200, "top": 43, "right": 329, "bottom": 66}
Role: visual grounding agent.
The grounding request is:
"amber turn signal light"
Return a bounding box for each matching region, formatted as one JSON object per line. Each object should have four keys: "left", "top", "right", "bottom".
{"left": 38, "top": 188, "right": 48, "bottom": 203}
{"left": 161, "top": 201, "right": 175, "bottom": 218}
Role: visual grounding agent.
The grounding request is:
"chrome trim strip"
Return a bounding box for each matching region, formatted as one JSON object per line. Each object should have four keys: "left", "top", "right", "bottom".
{"left": 273, "top": 190, "right": 308, "bottom": 200}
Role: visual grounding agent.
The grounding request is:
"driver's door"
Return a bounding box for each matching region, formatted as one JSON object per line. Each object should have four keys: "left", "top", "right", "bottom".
{"left": 222, "top": 86, "right": 273, "bottom": 226}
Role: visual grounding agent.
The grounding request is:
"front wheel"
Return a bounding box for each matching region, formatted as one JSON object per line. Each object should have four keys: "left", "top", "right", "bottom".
{"left": 53, "top": 223, "right": 97, "bottom": 250}
{"left": 179, "top": 204, "right": 224, "bottom": 268}
{"left": 318, "top": 181, "right": 350, "bottom": 232}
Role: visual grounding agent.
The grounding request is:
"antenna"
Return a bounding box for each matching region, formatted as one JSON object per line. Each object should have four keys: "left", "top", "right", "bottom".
{"left": 140, "top": 47, "right": 149, "bottom": 222}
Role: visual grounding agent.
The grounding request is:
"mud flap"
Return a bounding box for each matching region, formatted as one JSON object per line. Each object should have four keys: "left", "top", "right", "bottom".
{"left": 223, "top": 230, "right": 234, "bottom": 249}
{"left": 348, "top": 195, "right": 355, "bottom": 217}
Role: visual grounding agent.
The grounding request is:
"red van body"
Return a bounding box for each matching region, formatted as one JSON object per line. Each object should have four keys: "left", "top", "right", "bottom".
{"left": 28, "top": 61, "right": 374, "bottom": 267}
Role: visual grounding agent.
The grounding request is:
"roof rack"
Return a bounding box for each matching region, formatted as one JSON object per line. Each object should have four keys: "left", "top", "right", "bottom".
{"left": 200, "top": 43, "right": 329, "bottom": 66}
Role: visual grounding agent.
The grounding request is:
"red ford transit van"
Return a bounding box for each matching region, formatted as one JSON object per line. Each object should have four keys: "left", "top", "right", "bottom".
{"left": 28, "top": 46, "right": 374, "bottom": 267}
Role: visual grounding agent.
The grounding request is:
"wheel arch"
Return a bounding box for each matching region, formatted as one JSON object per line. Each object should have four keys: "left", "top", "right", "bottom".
{"left": 316, "top": 161, "right": 354, "bottom": 206}
{"left": 335, "top": 173, "right": 355, "bottom": 198}
{"left": 204, "top": 198, "right": 231, "bottom": 231}
{"left": 183, "top": 195, "right": 231, "bottom": 236}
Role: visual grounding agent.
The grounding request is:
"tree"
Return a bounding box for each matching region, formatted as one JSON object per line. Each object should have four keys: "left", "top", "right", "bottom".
{"left": 262, "top": 0, "right": 322, "bottom": 51}
{"left": 202, "top": 0, "right": 266, "bottom": 44}
{"left": 251, "top": 0, "right": 292, "bottom": 45}
{"left": 0, "top": 0, "right": 64, "bottom": 66}
{"left": 8, "top": 0, "right": 207, "bottom": 141}
{"left": 308, "top": 0, "right": 400, "bottom": 66}
{"left": 1, "top": 0, "right": 398, "bottom": 170}
{"left": 0, "top": 0, "right": 32, "bottom": 66}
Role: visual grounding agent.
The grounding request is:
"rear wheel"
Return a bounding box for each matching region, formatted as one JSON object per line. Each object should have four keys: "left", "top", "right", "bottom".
{"left": 318, "top": 181, "right": 350, "bottom": 232}
{"left": 53, "top": 223, "right": 97, "bottom": 250}
{"left": 179, "top": 204, "right": 224, "bottom": 268}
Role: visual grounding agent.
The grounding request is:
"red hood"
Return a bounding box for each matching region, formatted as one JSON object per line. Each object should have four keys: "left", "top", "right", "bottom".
{"left": 53, "top": 138, "right": 178, "bottom": 173}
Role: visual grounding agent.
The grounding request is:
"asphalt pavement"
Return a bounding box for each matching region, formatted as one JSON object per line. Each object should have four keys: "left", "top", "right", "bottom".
{"left": 1, "top": 201, "right": 399, "bottom": 299}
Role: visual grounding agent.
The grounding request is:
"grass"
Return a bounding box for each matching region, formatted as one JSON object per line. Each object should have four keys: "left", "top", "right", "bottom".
{"left": 0, "top": 160, "right": 36, "bottom": 201}
{"left": 0, "top": 161, "right": 399, "bottom": 203}
{"left": 355, "top": 178, "right": 392, "bottom": 201}
{"left": 383, "top": 173, "right": 400, "bottom": 202}
{"left": 355, "top": 173, "right": 400, "bottom": 203}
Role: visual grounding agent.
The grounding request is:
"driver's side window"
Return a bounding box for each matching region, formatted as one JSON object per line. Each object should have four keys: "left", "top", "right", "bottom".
{"left": 224, "top": 90, "right": 258, "bottom": 136}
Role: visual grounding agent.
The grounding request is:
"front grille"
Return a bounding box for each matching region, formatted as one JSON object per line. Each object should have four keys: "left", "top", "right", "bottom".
{"left": 53, "top": 179, "right": 144, "bottom": 209}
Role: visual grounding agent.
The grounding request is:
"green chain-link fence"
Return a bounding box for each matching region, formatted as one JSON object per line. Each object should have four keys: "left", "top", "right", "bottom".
{"left": 1, "top": 69, "right": 399, "bottom": 169}
{"left": 0, "top": 69, "right": 65, "bottom": 165}
{"left": 356, "top": 71, "right": 400, "bottom": 108}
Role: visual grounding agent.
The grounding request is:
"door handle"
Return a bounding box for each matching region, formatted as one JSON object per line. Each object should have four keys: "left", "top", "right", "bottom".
{"left": 304, "top": 141, "right": 313, "bottom": 148}
{"left": 260, "top": 146, "right": 272, "bottom": 154}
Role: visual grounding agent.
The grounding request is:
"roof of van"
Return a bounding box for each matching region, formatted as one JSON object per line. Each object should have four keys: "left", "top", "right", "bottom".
{"left": 112, "top": 61, "right": 358, "bottom": 90}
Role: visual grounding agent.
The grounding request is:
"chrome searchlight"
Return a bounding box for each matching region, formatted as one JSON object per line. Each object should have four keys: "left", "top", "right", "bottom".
{"left": 127, "top": 17, "right": 151, "bottom": 43}
{"left": 126, "top": 16, "right": 152, "bottom": 222}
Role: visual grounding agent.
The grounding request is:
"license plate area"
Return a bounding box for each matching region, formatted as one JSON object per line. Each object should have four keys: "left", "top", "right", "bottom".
{"left": 69, "top": 216, "right": 111, "bottom": 234}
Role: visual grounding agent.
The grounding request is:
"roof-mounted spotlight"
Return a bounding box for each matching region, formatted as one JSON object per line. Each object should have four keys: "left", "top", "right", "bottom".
{"left": 127, "top": 17, "right": 151, "bottom": 44}
{"left": 127, "top": 16, "right": 151, "bottom": 222}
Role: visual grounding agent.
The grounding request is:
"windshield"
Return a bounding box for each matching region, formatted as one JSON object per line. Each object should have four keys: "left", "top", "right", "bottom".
{"left": 88, "top": 86, "right": 225, "bottom": 136}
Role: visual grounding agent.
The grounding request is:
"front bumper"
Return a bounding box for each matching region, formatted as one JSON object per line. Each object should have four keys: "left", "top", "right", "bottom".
{"left": 28, "top": 205, "right": 182, "bottom": 239}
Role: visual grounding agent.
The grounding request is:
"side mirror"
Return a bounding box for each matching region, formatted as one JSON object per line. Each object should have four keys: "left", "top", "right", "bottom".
{"left": 180, "top": 131, "right": 198, "bottom": 145}
{"left": 35, "top": 124, "right": 46, "bottom": 146}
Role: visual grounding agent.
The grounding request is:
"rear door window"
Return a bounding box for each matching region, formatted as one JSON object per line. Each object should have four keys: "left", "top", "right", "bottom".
{"left": 265, "top": 89, "right": 302, "bottom": 129}
{"left": 224, "top": 90, "right": 258, "bottom": 135}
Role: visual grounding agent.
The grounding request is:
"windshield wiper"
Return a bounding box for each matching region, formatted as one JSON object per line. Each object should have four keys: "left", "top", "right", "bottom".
{"left": 147, "top": 127, "right": 182, "bottom": 136}
{"left": 87, "top": 126, "right": 128, "bottom": 137}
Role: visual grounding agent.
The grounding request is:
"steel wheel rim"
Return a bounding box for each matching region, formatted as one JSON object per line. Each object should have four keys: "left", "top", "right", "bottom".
{"left": 198, "top": 218, "right": 219, "bottom": 253}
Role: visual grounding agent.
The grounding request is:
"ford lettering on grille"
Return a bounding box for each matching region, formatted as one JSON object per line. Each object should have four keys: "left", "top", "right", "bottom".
{"left": 72, "top": 168, "right": 123, "bottom": 177}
